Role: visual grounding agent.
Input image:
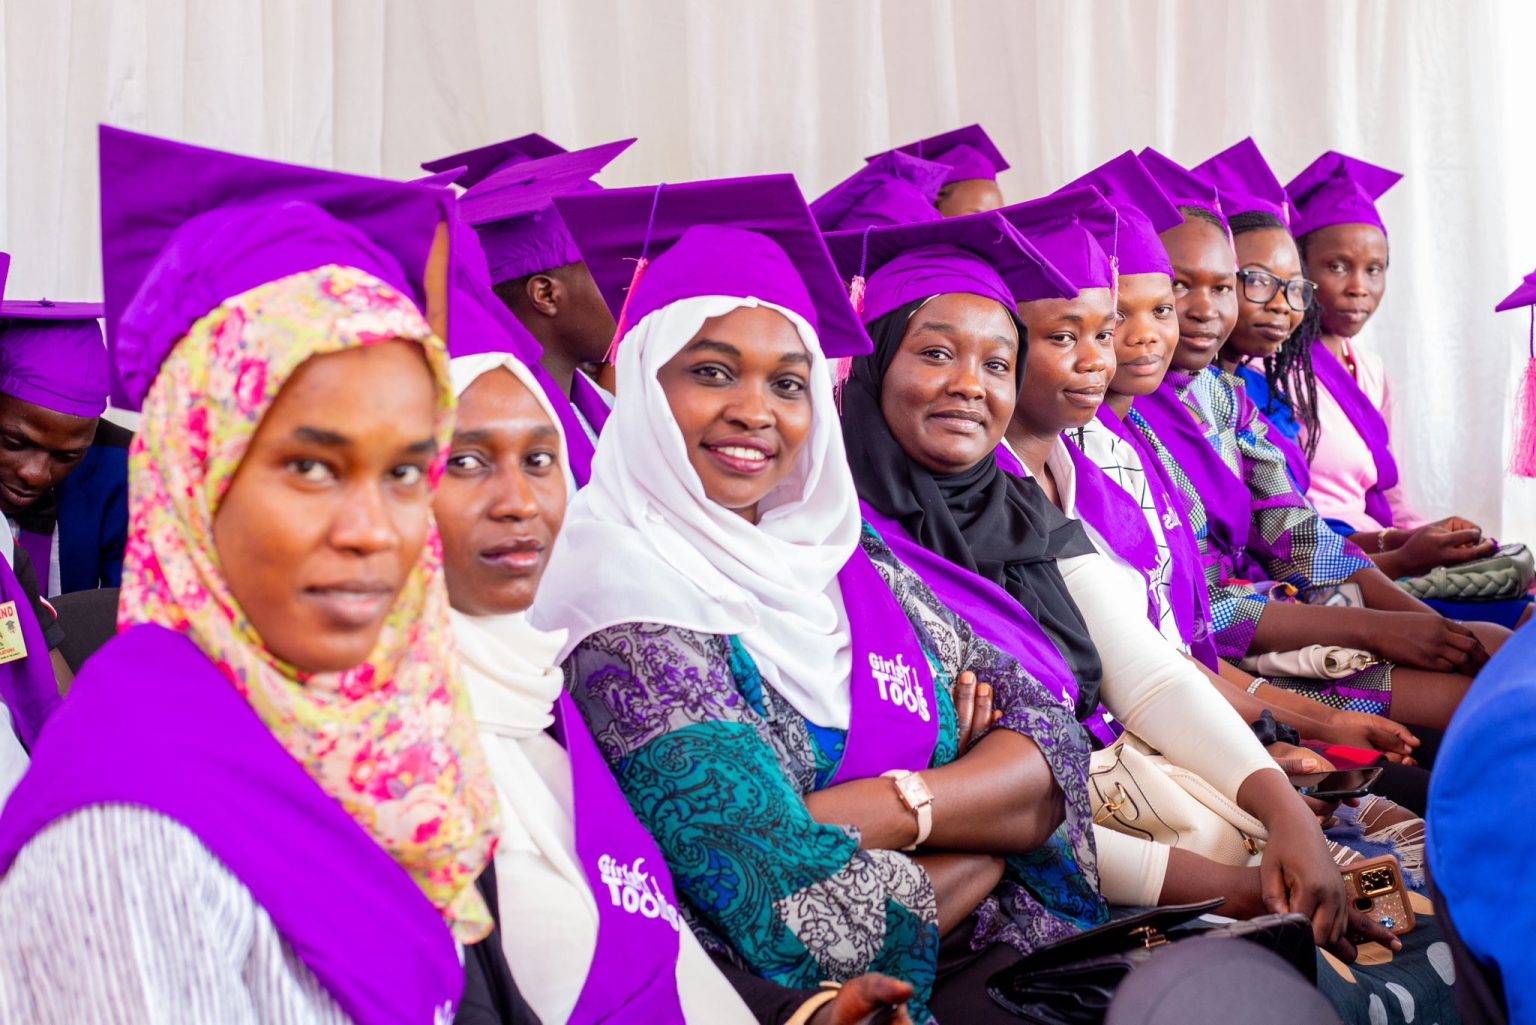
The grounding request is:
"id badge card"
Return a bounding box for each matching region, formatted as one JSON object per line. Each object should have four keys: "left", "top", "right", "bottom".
{"left": 0, "top": 601, "right": 30, "bottom": 664}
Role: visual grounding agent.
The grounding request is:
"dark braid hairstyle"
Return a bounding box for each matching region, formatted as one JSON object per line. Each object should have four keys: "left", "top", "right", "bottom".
{"left": 1227, "top": 210, "right": 1322, "bottom": 458}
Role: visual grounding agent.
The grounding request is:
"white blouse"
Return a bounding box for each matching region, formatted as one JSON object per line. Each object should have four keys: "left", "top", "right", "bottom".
{"left": 0, "top": 805, "right": 353, "bottom": 1024}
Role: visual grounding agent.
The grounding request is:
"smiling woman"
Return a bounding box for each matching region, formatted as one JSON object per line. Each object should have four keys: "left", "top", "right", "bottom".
{"left": 656, "top": 306, "right": 813, "bottom": 523}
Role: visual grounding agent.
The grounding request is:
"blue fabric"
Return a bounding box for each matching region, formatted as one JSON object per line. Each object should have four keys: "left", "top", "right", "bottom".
{"left": 55, "top": 436, "right": 128, "bottom": 592}
{"left": 1421, "top": 596, "right": 1532, "bottom": 630}
{"left": 1430, "top": 622, "right": 1536, "bottom": 1024}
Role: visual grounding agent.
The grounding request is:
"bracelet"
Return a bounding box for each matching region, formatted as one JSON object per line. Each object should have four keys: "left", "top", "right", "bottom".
{"left": 1378, "top": 528, "right": 1394, "bottom": 553}
{"left": 1246, "top": 676, "right": 1267, "bottom": 695}
{"left": 785, "top": 982, "right": 843, "bottom": 1025}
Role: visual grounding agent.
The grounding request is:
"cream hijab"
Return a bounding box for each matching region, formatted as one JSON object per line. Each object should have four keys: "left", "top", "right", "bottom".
{"left": 447, "top": 351, "right": 753, "bottom": 1025}
{"left": 530, "top": 294, "right": 864, "bottom": 727}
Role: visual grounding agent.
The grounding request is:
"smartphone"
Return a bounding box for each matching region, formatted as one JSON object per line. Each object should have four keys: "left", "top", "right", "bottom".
{"left": 1305, "top": 582, "right": 1365, "bottom": 608}
{"left": 1293, "top": 766, "right": 1383, "bottom": 801}
{"left": 1341, "top": 854, "right": 1416, "bottom": 936}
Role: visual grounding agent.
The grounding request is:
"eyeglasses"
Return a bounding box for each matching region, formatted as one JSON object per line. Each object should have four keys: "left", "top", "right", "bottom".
{"left": 1236, "top": 269, "right": 1315, "bottom": 312}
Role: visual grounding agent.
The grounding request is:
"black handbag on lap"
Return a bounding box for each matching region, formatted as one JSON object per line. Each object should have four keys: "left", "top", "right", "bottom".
{"left": 986, "top": 899, "right": 1316, "bottom": 1024}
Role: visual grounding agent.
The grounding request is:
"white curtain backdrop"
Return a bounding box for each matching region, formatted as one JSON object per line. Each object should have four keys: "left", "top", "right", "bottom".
{"left": 5, "top": 0, "right": 1536, "bottom": 534}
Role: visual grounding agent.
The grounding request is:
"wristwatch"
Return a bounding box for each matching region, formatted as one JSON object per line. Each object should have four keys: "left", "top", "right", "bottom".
{"left": 882, "top": 769, "right": 934, "bottom": 851}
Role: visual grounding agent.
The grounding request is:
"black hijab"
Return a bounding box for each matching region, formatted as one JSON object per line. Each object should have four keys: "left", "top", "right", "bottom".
{"left": 841, "top": 297, "right": 1105, "bottom": 717}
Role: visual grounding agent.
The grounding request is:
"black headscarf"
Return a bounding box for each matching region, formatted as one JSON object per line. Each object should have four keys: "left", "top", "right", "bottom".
{"left": 841, "top": 297, "right": 1104, "bottom": 717}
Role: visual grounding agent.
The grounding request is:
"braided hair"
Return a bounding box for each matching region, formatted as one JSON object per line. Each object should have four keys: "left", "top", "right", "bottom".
{"left": 1228, "top": 210, "right": 1322, "bottom": 459}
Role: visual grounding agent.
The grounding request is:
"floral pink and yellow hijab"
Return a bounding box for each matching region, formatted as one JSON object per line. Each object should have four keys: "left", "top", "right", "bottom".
{"left": 120, "top": 264, "right": 498, "bottom": 942}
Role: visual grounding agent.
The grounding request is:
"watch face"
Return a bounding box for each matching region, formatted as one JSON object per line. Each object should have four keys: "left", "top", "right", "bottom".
{"left": 896, "top": 773, "right": 933, "bottom": 809}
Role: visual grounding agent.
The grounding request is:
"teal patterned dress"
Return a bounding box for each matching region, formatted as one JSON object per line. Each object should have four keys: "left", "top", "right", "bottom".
{"left": 562, "top": 525, "right": 1107, "bottom": 1020}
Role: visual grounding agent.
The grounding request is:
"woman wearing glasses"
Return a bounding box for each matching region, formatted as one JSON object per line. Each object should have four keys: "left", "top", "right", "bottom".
{"left": 1137, "top": 199, "right": 1506, "bottom": 732}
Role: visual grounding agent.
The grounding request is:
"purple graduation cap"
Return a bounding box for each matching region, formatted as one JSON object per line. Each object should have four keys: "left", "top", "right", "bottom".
{"left": 1192, "top": 137, "right": 1293, "bottom": 225}
{"left": 99, "top": 125, "right": 454, "bottom": 411}
{"left": 824, "top": 211, "right": 1075, "bottom": 324}
{"left": 996, "top": 187, "right": 1117, "bottom": 293}
{"left": 553, "top": 174, "right": 870, "bottom": 358}
{"left": 457, "top": 138, "right": 635, "bottom": 286}
{"left": 410, "top": 166, "right": 468, "bottom": 189}
{"left": 0, "top": 250, "right": 109, "bottom": 418}
{"left": 445, "top": 211, "right": 544, "bottom": 363}
{"left": 1061, "top": 152, "right": 1183, "bottom": 277}
{"left": 420, "top": 132, "right": 567, "bottom": 189}
{"left": 871, "top": 124, "right": 1010, "bottom": 185}
{"left": 810, "top": 151, "right": 948, "bottom": 232}
{"left": 1286, "top": 151, "right": 1402, "bottom": 239}
{"left": 1139, "top": 146, "right": 1226, "bottom": 225}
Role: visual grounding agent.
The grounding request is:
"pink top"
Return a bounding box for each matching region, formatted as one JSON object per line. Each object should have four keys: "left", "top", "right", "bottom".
{"left": 1302, "top": 338, "right": 1425, "bottom": 533}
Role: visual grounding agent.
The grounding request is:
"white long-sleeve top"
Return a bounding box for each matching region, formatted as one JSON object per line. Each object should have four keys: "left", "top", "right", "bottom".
{"left": 1013, "top": 439, "right": 1281, "bottom": 907}
{"left": 0, "top": 804, "right": 352, "bottom": 1024}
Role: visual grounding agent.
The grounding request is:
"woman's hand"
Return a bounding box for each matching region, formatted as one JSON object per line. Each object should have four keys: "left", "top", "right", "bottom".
{"left": 1379, "top": 525, "right": 1495, "bottom": 576}
{"left": 1325, "top": 710, "right": 1418, "bottom": 764}
{"left": 951, "top": 671, "right": 999, "bottom": 754}
{"left": 1433, "top": 514, "right": 1483, "bottom": 535}
{"left": 1324, "top": 908, "right": 1404, "bottom": 964}
{"left": 1238, "top": 769, "right": 1351, "bottom": 950}
{"left": 1265, "top": 742, "right": 1333, "bottom": 777}
{"left": 808, "top": 974, "right": 915, "bottom": 1025}
{"left": 1366, "top": 611, "right": 1487, "bottom": 672}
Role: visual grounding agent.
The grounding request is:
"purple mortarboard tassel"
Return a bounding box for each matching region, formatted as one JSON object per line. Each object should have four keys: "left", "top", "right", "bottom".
{"left": 1139, "top": 147, "right": 1228, "bottom": 227}
{"left": 1285, "top": 151, "right": 1402, "bottom": 239}
{"left": 0, "top": 299, "right": 108, "bottom": 418}
{"left": 997, "top": 187, "right": 1117, "bottom": 292}
{"left": 872, "top": 124, "right": 1011, "bottom": 185}
{"left": 1192, "top": 138, "right": 1292, "bottom": 225}
{"left": 458, "top": 139, "right": 635, "bottom": 286}
{"left": 811, "top": 151, "right": 949, "bottom": 232}
{"left": 1060, "top": 154, "right": 1183, "bottom": 278}
{"left": 554, "top": 174, "right": 871, "bottom": 359}
{"left": 824, "top": 210, "right": 1076, "bottom": 323}
{"left": 421, "top": 133, "right": 567, "bottom": 190}
{"left": 99, "top": 126, "right": 452, "bottom": 411}
{"left": 1497, "top": 271, "right": 1536, "bottom": 477}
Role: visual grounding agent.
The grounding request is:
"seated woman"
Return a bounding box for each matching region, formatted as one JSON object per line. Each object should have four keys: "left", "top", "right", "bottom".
{"left": 0, "top": 129, "right": 501, "bottom": 1022}
{"left": 1196, "top": 141, "right": 1502, "bottom": 603}
{"left": 1002, "top": 177, "right": 1426, "bottom": 859}
{"left": 436, "top": 320, "right": 915, "bottom": 1023}
{"left": 833, "top": 207, "right": 1446, "bottom": 1025}
{"left": 998, "top": 181, "right": 1420, "bottom": 775}
{"left": 1134, "top": 144, "right": 1507, "bottom": 731}
{"left": 534, "top": 180, "right": 1110, "bottom": 1023}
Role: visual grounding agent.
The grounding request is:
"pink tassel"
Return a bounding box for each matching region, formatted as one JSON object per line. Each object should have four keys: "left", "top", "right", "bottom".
{"left": 603, "top": 255, "right": 649, "bottom": 365}
{"left": 1513, "top": 310, "right": 1536, "bottom": 477}
{"left": 848, "top": 274, "right": 867, "bottom": 317}
{"left": 1109, "top": 255, "right": 1120, "bottom": 313}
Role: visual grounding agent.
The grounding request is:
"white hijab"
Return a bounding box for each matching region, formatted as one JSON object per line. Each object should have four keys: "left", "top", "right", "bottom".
{"left": 530, "top": 294, "right": 864, "bottom": 727}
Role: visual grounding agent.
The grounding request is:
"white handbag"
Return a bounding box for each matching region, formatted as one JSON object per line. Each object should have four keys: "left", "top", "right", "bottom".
{"left": 1238, "top": 644, "right": 1379, "bottom": 680}
{"left": 1088, "top": 733, "right": 1267, "bottom": 867}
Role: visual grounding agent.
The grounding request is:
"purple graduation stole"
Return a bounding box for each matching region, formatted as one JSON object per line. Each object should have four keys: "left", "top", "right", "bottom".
{"left": 0, "top": 625, "right": 463, "bottom": 1025}
{"left": 1310, "top": 339, "right": 1400, "bottom": 528}
{"left": 860, "top": 503, "right": 1120, "bottom": 747}
{"left": 828, "top": 544, "right": 942, "bottom": 784}
{"left": 570, "top": 371, "right": 613, "bottom": 437}
{"left": 16, "top": 529, "right": 52, "bottom": 598}
{"left": 0, "top": 549, "right": 60, "bottom": 748}
{"left": 1136, "top": 376, "right": 1260, "bottom": 584}
{"left": 529, "top": 362, "right": 599, "bottom": 488}
{"left": 1097, "top": 409, "right": 1221, "bottom": 671}
{"left": 551, "top": 693, "right": 688, "bottom": 1025}
{"left": 1061, "top": 437, "right": 1159, "bottom": 580}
